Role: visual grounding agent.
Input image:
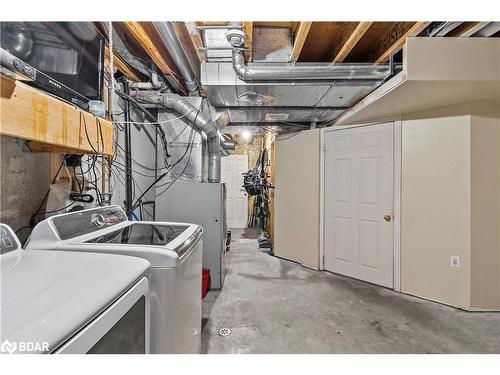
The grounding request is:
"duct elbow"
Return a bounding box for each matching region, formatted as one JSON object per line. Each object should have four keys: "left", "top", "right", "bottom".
{"left": 232, "top": 49, "right": 250, "bottom": 81}
{"left": 132, "top": 91, "right": 229, "bottom": 183}
{"left": 220, "top": 138, "right": 235, "bottom": 151}
{"left": 185, "top": 80, "right": 199, "bottom": 95}
{"left": 226, "top": 23, "right": 391, "bottom": 83}
{"left": 234, "top": 63, "right": 249, "bottom": 81}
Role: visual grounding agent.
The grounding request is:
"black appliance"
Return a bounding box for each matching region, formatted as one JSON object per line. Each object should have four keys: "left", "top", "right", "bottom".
{"left": 0, "top": 22, "right": 104, "bottom": 107}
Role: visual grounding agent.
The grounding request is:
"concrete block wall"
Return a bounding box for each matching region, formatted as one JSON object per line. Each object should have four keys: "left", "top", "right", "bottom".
{"left": 0, "top": 136, "right": 51, "bottom": 243}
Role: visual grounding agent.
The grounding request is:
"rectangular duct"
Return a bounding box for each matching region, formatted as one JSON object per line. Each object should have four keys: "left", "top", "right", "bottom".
{"left": 201, "top": 62, "right": 386, "bottom": 124}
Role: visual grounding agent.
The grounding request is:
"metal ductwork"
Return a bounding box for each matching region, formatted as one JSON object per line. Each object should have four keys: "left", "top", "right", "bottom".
{"left": 198, "top": 23, "right": 393, "bottom": 125}
{"left": 225, "top": 23, "right": 391, "bottom": 83}
{"left": 221, "top": 137, "right": 235, "bottom": 151}
{"left": 230, "top": 48, "right": 391, "bottom": 82}
{"left": 201, "top": 62, "right": 388, "bottom": 124}
{"left": 133, "top": 91, "right": 234, "bottom": 183}
{"left": 153, "top": 22, "right": 199, "bottom": 95}
{"left": 129, "top": 66, "right": 164, "bottom": 90}
{"left": 103, "top": 22, "right": 192, "bottom": 93}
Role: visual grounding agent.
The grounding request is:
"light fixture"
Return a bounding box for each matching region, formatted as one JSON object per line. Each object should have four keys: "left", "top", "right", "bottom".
{"left": 241, "top": 129, "right": 252, "bottom": 142}
{"left": 237, "top": 91, "right": 273, "bottom": 105}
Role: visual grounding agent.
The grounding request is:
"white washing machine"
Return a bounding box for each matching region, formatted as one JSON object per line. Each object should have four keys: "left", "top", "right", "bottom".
{"left": 26, "top": 205, "right": 203, "bottom": 354}
{"left": 0, "top": 224, "right": 151, "bottom": 354}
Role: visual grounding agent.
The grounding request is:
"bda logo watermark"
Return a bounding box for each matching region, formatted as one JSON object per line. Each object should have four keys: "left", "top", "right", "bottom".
{"left": 1, "top": 340, "right": 17, "bottom": 354}
{"left": 1, "top": 339, "right": 49, "bottom": 353}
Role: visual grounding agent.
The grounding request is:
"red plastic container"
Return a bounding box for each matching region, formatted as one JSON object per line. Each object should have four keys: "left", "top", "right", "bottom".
{"left": 202, "top": 268, "right": 211, "bottom": 299}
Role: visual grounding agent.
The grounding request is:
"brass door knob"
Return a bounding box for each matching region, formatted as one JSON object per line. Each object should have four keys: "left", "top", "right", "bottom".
{"left": 384, "top": 214, "right": 391, "bottom": 222}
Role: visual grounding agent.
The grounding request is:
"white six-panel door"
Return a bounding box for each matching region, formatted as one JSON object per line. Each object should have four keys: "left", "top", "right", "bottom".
{"left": 323, "top": 123, "right": 394, "bottom": 288}
{"left": 221, "top": 154, "right": 249, "bottom": 228}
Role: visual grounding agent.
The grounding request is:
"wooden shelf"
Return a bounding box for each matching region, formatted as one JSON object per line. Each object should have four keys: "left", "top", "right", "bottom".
{"left": 0, "top": 74, "right": 113, "bottom": 156}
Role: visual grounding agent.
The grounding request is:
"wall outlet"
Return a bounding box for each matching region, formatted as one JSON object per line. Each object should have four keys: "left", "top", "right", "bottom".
{"left": 451, "top": 255, "right": 460, "bottom": 268}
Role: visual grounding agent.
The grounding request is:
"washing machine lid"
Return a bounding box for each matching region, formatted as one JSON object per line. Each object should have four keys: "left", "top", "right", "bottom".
{"left": 0, "top": 249, "right": 150, "bottom": 353}
{"left": 59, "top": 223, "right": 202, "bottom": 268}
{"left": 85, "top": 223, "right": 189, "bottom": 247}
{"left": 27, "top": 206, "right": 203, "bottom": 268}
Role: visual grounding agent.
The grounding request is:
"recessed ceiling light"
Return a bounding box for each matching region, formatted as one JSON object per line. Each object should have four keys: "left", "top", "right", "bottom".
{"left": 241, "top": 130, "right": 252, "bottom": 141}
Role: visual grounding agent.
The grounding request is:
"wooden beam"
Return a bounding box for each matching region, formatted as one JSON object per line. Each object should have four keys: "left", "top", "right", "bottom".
{"left": 373, "top": 22, "right": 430, "bottom": 63}
{"left": 123, "top": 22, "right": 186, "bottom": 93}
{"left": 289, "top": 21, "right": 313, "bottom": 61}
{"left": 185, "top": 22, "right": 207, "bottom": 62}
{"left": 456, "top": 22, "right": 490, "bottom": 37}
{"left": 0, "top": 75, "right": 113, "bottom": 156}
{"left": 123, "top": 21, "right": 173, "bottom": 75}
{"left": 332, "top": 22, "right": 372, "bottom": 63}
{"left": 243, "top": 21, "right": 253, "bottom": 62}
{"left": 104, "top": 46, "right": 141, "bottom": 82}
{"left": 196, "top": 21, "right": 229, "bottom": 26}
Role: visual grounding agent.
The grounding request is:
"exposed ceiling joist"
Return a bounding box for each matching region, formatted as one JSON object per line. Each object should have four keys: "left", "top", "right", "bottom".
{"left": 185, "top": 22, "right": 207, "bottom": 62}
{"left": 332, "top": 22, "right": 373, "bottom": 63}
{"left": 104, "top": 46, "right": 141, "bottom": 82}
{"left": 196, "top": 21, "right": 230, "bottom": 26}
{"left": 471, "top": 22, "right": 500, "bottom": 37}
{"left": 123, "top": 21, "right": 186, "bottom": 93}
{"left": 426, "top": 22, "right": 463, "bottom": 37}
{"left": 289, "top": 21, "right": 313, "bottom": 62}
{"left": 455, "top": 22, "right": 491, "bottom": 37}
{"left": 373, "top": 22, "right": 430, "bottom": 63}
{"left": 254, "top": 21, "right": 299, "bottom": 31}
{"left": 243, "top": 22, "right": 253, "bottom": 62}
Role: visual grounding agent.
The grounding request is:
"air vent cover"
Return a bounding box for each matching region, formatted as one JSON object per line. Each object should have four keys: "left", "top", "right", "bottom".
{"left": 265, "top": 113, "right": 289, "bottom": 121}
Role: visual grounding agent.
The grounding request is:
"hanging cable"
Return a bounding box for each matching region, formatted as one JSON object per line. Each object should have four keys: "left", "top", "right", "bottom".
{"left": 108, "top": 21, "right": 115, "bottom": 119}
{"left": 114, "top": 110, "right": 196, "bottom": 125}
{"left": 115, "top": 89, "right": 171, "bottom": 163}
{"left": 133, "top": 122, "right": 196, "bottom": 209}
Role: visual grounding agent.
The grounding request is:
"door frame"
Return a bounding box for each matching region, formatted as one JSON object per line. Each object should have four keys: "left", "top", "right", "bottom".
{"left": 221, "top": 154, "right": 249, "bottom": 228}
{"left": 319, "top": 119, "right": 402, "bottom": 291}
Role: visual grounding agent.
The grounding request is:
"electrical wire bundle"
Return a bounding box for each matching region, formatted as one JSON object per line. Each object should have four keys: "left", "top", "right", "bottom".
{"left": 109, "top": 91, "right": 206, "bottom": 218}
{"left": 16, "top": 81, "right": 205, "bottom": 239}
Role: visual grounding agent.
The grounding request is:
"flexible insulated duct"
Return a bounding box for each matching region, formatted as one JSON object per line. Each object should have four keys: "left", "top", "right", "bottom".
{"left": 226, "top": 23, "right": 391, "bottom": 83}
{"left": 101, "top": 22, "right": 153, "bottom": 79}
{"left": 101, "top": 23, "right": 176, "bottom": 91}
{"left": 133, "top": 92, "right": 234, "bottom": 183}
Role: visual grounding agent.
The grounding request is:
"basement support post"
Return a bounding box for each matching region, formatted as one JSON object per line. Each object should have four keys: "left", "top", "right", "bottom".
{"left": 122, "top": 79, "right": 134, "bottom": 219}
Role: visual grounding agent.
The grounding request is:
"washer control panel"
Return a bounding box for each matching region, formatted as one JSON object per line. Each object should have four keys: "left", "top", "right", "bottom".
{"left": 50, "top": 206, "right": 128, "bottom": 240}
{"left": 0, "top": 224, "right": 21, "bottom": 254}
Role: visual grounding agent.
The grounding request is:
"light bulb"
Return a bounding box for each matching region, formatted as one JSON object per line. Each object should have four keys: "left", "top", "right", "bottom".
{"left": 241, "top": 130, "right": 252, "bottom": 141}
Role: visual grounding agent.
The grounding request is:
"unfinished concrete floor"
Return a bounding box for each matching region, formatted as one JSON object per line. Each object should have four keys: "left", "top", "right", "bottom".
{"left": 201, "top": 229, "right": 500, "bottom": 354}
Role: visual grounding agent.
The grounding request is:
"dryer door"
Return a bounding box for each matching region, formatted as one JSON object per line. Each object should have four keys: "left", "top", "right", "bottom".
{"left": 54, "top": 277, "right": 150, "bottom": 354}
